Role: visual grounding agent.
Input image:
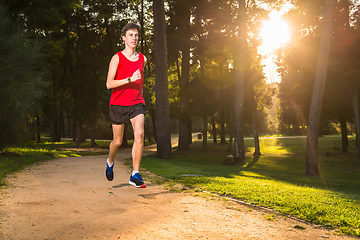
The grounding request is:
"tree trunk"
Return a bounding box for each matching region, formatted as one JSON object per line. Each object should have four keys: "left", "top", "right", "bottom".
{"left": 228, "top": 109, "right": 234, "bottom": 153}
{"left": 91, "top": 71, "right": 97, "bottom": 147}
{"left": 91, "top": 109, "right": 97, "bottom": 147}
{"left": 60, "top": 108, "right": 65, "bottom": 138}
{"left": 252, "top": 107, "right": 261, "bottom": 155}
{"left": 220, "top": 103, "right": 226, "bottom": 144}
{"left": 189, "top": 117, "right": 192, "bottom": 144}
{"left": 202, "top": 113, "right": 207, "bottom": 152}
{"left": 178, "top": 3, "right": 191, "bottom": 151}
{"left": 36, "top": 113, "right": 41, "bottom": 143}
{"left": 212, "top": 115, "right": 217, "bottom": 144}
{"left": 340, "top": 118, "right": 348, "bottom": 153}
{"left": 30, "top": 122, "right": 35, "bottom": 142}
{"left": 234, "top": 0, "right": 246, "bottom": 165}
{"left": 151, "top": 110, "right": 156, "bottom": 142}
{"left": 140, "top": 0, "right": 144, "bottom": 54}
{"left": 306, "top": 0, "right": 336, "bottom": 176}
{"left": 153, "top": 0, "right": 172, "bottom": 158}
{"left": 176, "top": 58, "right": 181, "bottom": 86}
{"left": 72, "top": 117, "right": 77, "bottom": 142}
{"left": 76, "top": 119, "right": 81, "bottom": 147}
{"left": 351, "top": 83, "right": 360, "bottom": 159}
{"left": 66, "top": 110, "right": 71, "bottom": 138}
{"left": 53, "top": 104, "right": 60, "bottom": 142}
{"left": 74, "top": 15, "right": 81, "bottom": 146}
{"left": 140, "top": 0, "right": 150, "bottom": 145}
{"left": 75, "top": 84, "right": 82, "bottom": 147}
{"left": 145, "top": 118, "right": 153, "bottom": 142}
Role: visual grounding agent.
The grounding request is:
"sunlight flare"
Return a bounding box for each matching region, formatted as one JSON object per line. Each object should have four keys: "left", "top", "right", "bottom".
{"left": 259, "top": 13, "right": 290, "bottom": 55}
{"left": 258, "top": 3, "right": 293, "bottom": 83}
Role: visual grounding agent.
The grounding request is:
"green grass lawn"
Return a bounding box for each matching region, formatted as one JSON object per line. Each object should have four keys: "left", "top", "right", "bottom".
{"left": 0, "top": 139, "right": 107, "bottom": 186}
{"left": 140, "top": 136, "right": 360, "bottom": 237}
{"left": 0, "top": 138, "right": 155, "bottom": 186}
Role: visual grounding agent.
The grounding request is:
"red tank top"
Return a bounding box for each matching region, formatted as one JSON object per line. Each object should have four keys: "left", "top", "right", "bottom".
{"left": 109, "top": 51, "right": 145, "bottom": 106}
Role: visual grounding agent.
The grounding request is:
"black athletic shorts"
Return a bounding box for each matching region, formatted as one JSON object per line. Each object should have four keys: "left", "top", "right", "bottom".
{"left": 109, "top": 104, "right": 146, "bottom": 125}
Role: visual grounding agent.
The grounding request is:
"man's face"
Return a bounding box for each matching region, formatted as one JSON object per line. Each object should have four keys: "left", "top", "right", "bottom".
{"left": 122, "top": 29, "right": 138, "bottom": 48}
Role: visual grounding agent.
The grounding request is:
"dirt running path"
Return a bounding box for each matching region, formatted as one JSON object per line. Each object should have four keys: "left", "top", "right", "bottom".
{"left": 0, "top": 144, "right": 357, "bottom": 240}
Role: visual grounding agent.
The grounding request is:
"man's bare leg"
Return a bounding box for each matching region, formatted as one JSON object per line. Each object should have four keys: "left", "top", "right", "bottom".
{"left": 106, "top": 124, "right": 124, "bottom": 181}
{"left": 108, "top": 123, "right": 125, "bottom": 164}
{"left": 130, "top": 114, "right": 145, "bottom": 171}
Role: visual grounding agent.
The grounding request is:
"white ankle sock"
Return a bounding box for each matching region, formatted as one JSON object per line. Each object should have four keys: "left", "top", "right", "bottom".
{"left": 132, "top": 171, "right": 139, "bottom": 176}
{"left": 107, "top": 158, "right": 113, "bottom": 167}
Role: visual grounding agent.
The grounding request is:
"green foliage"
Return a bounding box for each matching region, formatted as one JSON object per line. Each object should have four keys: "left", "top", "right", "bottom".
{"left": 141, "top": 136, "right": 360, "bottom": 237}
{"left": 0, "top": 4, "right": 45, "bottom": 150}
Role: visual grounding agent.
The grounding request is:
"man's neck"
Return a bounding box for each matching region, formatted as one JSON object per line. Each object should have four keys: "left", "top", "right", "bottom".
{"left": 122, "top": 47, "right": 136, "bottom": 57}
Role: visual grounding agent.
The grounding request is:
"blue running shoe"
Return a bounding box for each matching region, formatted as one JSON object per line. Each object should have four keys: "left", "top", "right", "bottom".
{"left": 105, "top": 159, "right": 114, "bottom": 181}
{"left": 129, "top": 173, "right": 146, "bottom": 188}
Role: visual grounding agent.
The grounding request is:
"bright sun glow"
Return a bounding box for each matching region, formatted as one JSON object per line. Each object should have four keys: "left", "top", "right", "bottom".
{"left": 259, "top": 13, "right": 290, "bottom": 55}
{"left": 258, "top": 3, "right": 293, "bottom": 83}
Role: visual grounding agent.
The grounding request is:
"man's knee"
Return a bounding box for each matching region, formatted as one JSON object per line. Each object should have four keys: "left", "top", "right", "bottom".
{"left": 112, "top": 138, "right": 123, "bottom": 148}
{"left": 134, "top": 129, "right": 144, "bottom": 141}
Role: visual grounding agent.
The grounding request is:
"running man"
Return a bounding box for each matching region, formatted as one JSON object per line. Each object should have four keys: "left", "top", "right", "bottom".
{"left": 105, "top": 22, "right": 147, "bottom": 188}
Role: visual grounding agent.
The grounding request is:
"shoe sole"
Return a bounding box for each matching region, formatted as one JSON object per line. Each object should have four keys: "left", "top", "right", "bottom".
{"left": 105, "top": 167, "right": 114, "bottom": 181}
{"left": 105, "top": 159, "right": 114, "bottom": 181}
{"left": 129, "top": 181, "right": 146, "bottom": 188}
{"left": 105, "top": 173, "right": 113, "bottom": 181}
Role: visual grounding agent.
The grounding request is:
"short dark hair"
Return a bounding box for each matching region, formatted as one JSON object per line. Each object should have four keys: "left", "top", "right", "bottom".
{"left": 121, "top": 23, "right": 141, "bottom": 37}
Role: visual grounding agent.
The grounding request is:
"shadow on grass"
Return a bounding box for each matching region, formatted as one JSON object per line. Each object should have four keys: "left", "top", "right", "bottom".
{"left": 142, "top": 137, "right": 360, "bottom": 196}
{"left": 266, "top": 137, "right": 360, "bottom": 194}
{"left": 140, "top": 137, "right": 360, "bottom": 237}
{"left": 245, "top": 154, "right": 261, "bottom": 169}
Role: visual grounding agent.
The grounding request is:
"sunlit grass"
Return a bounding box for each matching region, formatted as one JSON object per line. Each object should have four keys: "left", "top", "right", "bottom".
{"left": 4, "top": 147, "right": 80, "bottom": 157}
{"left": 37, "top": 141, "right": 68, "bottom": 145}
{"left": 30, "top": 139, "right": 155, "bottom": 148}
{"left": 30, "top": 139, "right": 111, "bottom": 149}
{"left": 0, "top": 140, "right": 103, "bottom": 185}
{"left": 248, "top": 145, "right": 291, "bottom": 155}
{"left": 141, "top": 136, "right": 360, "bottom": 237}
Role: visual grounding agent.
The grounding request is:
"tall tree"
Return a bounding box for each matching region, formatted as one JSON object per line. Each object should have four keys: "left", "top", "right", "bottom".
{"left": 234, "top": 0, "right": 246, "bottom": 165}
{"left": 306, "top": 0, "right": 336, "bottom": 176}
{"left": 351, "top": 79, "right": 360, "bottom": 159}
{"left": 178, "top": 0, "right": 192, "bottom": 150}
{"left": 153, "top": 0, "right": 172, "bottom": 158}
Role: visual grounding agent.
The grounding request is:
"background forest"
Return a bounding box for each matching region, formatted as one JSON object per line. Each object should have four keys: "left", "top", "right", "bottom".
{"left": 1, "top": 0, "right": 360, "bottom": 161}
